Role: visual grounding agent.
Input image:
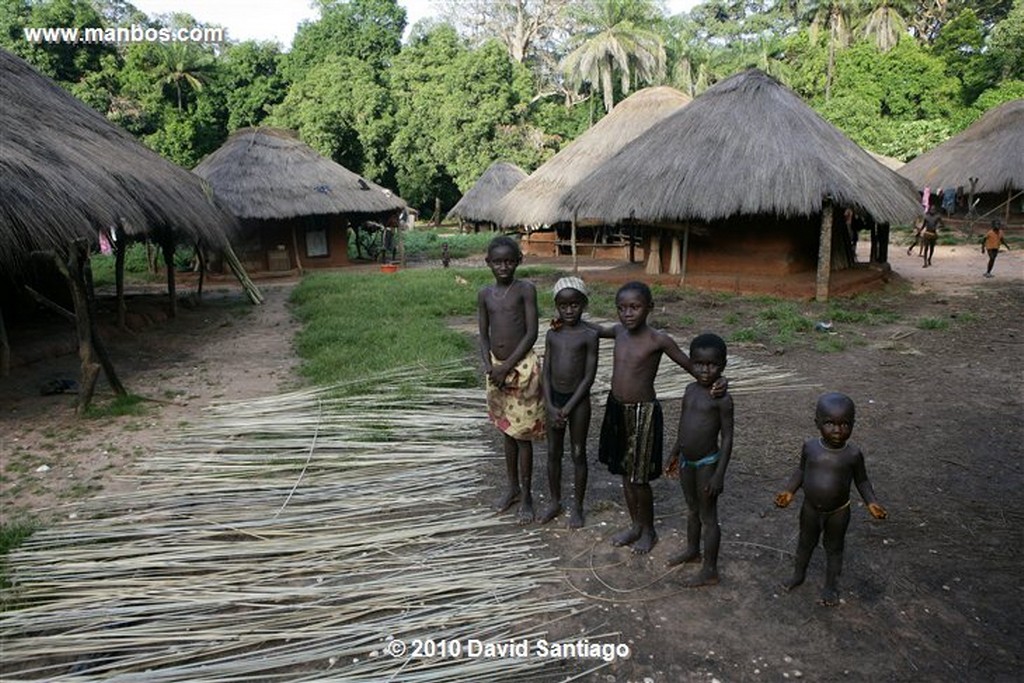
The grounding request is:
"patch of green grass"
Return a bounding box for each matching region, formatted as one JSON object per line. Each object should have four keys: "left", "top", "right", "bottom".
{"left": 917, "top": 316, "right": 950, "bottom": 330}
{"left": 292, "top": 268, "right": 493, "bottom": 389}
{"left": 815, "top": 337, "right": 847, "bottom": 352}
{"left": 1, "top": 518, "right": 38, "bottom": 596}
{"left": 730, "top": 328, "right": 759, "bottom": 343}
{"left": 83, "top": 394, "right": 148, "bottom": 418}
{"left": 678, "top": 314, "right": 696, "bottom": 326}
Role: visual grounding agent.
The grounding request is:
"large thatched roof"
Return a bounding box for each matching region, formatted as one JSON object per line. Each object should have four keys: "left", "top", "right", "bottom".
{"left": 0, "top": 49, "right": 236, "bottom": 274}
{"left": 562, "top": 69, "right": 922, "bottom": 226}
{"left": 446, "top": 161, "right": 527, "bottom": 223}
{"left": 193, "top": 128, "right": 406, "bottom": 220}
{"left": 491, "top": 86, "right": 691, "bottom": 227}
{"left": 898, "top": 99, "right": 1023, "bottom": 193}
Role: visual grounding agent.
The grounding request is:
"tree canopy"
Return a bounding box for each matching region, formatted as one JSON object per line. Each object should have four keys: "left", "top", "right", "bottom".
{"left": 2, "top": 0, "right": 1021, "bottom": 213}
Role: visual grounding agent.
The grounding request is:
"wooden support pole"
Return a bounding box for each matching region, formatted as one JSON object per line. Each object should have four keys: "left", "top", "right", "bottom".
{"left": 114, "top": 227, "right": 127, "bottom": 329}
{"left": 679, "top": 223, "right": 690, "bottom": 286}
{"left": 162, "top": 238, "right": 177, "bottom": 318}
{"left": 290, "top": 224, "right": 305, "bottom": 275}
{"left": 24, "top": 286, "right": 75, "bottom": 321}
{"left": 816, "top": 200, "right": 834, "bottom": 303}
{"left": 195, "top": 241, "right": 207, "bottom": 301}
{"left": 571, "top": 212, "right": 579, "bottom": 274}
{"left": 62, "top": 242, "right": 101, "bottom": 414}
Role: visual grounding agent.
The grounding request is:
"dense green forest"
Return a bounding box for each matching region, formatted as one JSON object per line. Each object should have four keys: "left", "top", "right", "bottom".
{"left": 3, "top": 0, "right": 1022, "bottom": 214}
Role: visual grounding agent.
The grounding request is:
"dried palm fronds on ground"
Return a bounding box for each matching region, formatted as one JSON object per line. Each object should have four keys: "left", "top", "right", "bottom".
{"left": 0, "top": 363, "right": 588, "bottom": 682}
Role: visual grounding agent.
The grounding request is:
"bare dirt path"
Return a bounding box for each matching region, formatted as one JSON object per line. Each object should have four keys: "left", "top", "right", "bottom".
{"left": 1, "top": 247, "right": 1021, "bottom": 681}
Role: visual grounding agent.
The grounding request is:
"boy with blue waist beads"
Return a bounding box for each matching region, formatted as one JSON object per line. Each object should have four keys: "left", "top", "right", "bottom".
{"left": 664, "top": 333, "right": 734, "bottom": 586}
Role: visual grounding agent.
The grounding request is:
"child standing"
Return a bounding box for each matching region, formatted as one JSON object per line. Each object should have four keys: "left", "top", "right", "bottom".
{"left": 664, "top": 333, "right": 734, "bottom": 586}
{"left": 478, "top": 236, "right": 545, "bottom": 524}
{"left": 596, "top": 282, "right": 726, "bottom": 555}
{"left": 540, "top": 277, "right": 599, "bottom": 528}
{"left": 981, "top": 219, "right": 1010, "bottom": 277}
{"left": 775, "top": 391, "right": 887, "bottom": 606}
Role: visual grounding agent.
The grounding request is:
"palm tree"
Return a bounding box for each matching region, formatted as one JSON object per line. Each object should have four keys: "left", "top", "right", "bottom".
{"left": 153, "top": 43, "right": 210, "bottom": 111}
{"left": 560, "top": 0, "right": 666, "bottom": 113}
{"left": 804, "top": 0, "right": 858, "bottom": 99}
{"left": 862, "top": 0, "right": 912, "bottom": 51}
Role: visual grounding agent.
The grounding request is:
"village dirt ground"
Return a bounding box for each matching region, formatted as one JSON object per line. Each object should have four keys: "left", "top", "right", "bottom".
{"left": 1, "top": 243, "right": 1021, "bottom": 682}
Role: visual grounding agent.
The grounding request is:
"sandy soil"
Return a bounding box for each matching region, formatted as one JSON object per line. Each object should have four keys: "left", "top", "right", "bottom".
{"left": 1, "top": 243, "right": 1021, "bottom": 681}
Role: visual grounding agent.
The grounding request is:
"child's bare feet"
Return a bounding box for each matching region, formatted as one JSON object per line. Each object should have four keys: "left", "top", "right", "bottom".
{"left": 539, "top": 501, "right": 561, "bottom": 524}
{"left": 493, "top": 488, "right": 520, "bottom": 512}
{"left": 568, "top": 507, "right": 584, "bottom": 529}
{"left": 666, "top": 547, "right": 701, "bottom": 567}
{"left": 684, "top": 567, "right": 719, "bottom": 587}
{"left": 783, "top": 573, "right": 805, "bottom": 591}
{"left": 819, "top": 586, "right": 840, "bottom": 606}
{"left": 516, "top": 500, "right": 535, "bottom": 525}
{"left": 611, "top": 525, "right": 641, "bottom": 547}
{"left": 631, "top": 530, "right": 657, "bottom": 555}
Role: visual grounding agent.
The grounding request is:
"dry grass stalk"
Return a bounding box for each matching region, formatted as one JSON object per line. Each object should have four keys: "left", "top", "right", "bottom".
{"left": 1, "top": 364, "right": 589, "bottom": 681}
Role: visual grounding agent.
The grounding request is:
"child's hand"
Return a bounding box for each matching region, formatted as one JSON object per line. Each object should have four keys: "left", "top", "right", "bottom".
{"left": 705, "top": 476, "right": 724, "bottom": 496}
{"left": 710, "top": 376, "right": 728, "bottom": 398}
{"left": 664, "top": 453, "right": 680, "bottom": 479}
{"left": 868, "top": 502, "right": 888, "bottom": 519}
{"left": 774, "top": 491, "right": 793, "bottom": 508}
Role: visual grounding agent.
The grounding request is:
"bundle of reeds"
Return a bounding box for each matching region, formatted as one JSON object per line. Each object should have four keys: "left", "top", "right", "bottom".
{"left": 0, "top": 363, "right": 589, "bottom": 681}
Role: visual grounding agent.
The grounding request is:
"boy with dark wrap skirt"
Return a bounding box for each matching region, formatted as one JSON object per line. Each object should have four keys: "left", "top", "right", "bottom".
{"left": 593, "top": 282, "right": 727, "bottom": 555}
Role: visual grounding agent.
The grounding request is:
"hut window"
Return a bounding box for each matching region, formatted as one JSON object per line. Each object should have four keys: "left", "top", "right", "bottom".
{"left": 306, "top": 228, "right": 328, "bottom": 257}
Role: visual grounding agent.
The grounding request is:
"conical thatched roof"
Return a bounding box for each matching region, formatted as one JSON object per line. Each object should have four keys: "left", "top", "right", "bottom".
{"left": 446, "top": 161, "right": 527, "bottom": 223}
{"left": 563, "top": 69, "right": 922, "bottom": 226}
{"left": 193, "top": 128, "right": 406, "bottom": 220}
{"left": 898, "top": 99, "right": 1023, "bottom": 193}
{"left": 491, "top": 86, "right": 691, "bottom": 227}
{"left": 0, "top": 49, "right": 236, "bottom": 274}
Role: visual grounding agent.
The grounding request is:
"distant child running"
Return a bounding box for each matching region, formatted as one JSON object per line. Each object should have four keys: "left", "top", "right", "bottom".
{"left": 775, "top": 392, "right": 887, "bottom": 606}
{"left": 478, "top": 236, "right": 545, "bottom": 524}
{"left": 595, "top": 282, "right": 727, "bottom": 554}
{"left": 665, "top": 333, "right": 734, "bottom": 586}
{"left": 981, "top": 220, "right": 1011, "bottom": 277}
{"left": 919, "top": 204, "right": 942, "bottom": 267}
{"left": 541, "top": 277, "right": 599, "bottom": 528}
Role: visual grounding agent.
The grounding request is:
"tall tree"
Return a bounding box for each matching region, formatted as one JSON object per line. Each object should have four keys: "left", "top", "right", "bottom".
{"left": 284, "top": 0, "right": 405, "bottom": 82}
{"left": 560, "top": 0, "right": 666, "bottom": 113}
{"left": 437, "top": 0, "right": 573, "bottom": 63}
{"left": 219, "top": 41, "right": 287, "bottom": 131}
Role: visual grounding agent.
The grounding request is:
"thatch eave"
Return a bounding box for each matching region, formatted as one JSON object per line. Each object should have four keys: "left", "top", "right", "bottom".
{"left": 562, "top": 69, "right": 922, "bottom": 228}
{"left": 446, "top": 161, "right": 527, "bottom": 223}
{"left": 0, "top": 48, "right": 237, "bottom": 275}
{"left": 490, "top": 86, "right": 692, "bottom": 228}
{"left": 193, "top": 128, "right": 406, "bottom": 221}
{"left": 898, "top": 99, "right": 1024, "bottom": 194}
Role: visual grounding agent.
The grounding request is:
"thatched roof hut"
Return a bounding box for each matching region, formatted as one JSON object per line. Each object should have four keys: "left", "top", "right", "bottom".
{"left": 898, "top": 100, "right": 1023, "bottom": 194}
{"left": 0, "top": 48, "right": 236, "bottom": 276}
{"left": 194, "top": 127, "right": 406, "bottom": 272}
{"left": 561, "top": 69, "right": 922, "bottom": 299}
{"left": 563, "top": 69, "right": 921, "bottom": 226}
{"left": 194, "top": 128, "right": 405, "bottom": 219}
{"left": 446, "top": 161, "right": 527, "bottom": 227}
{"left": 490, "top": 86, "right": 691, "bottom": 229}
